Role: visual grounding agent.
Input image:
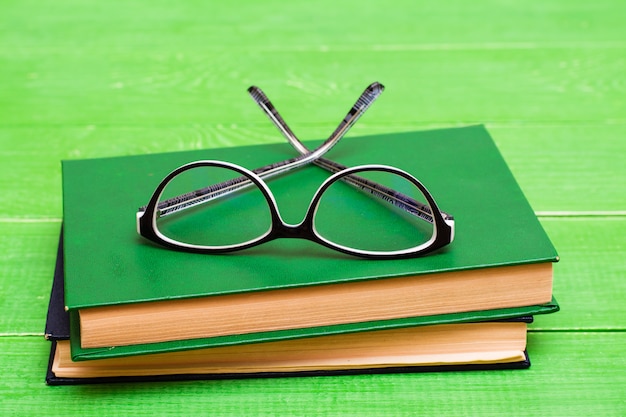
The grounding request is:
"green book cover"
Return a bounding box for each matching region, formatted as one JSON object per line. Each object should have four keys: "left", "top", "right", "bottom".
{"left": 69, "top": 300, "right": 559, "bottom": 361}
{"left": 62, "top": 125, "right": 559, "bottom": 359}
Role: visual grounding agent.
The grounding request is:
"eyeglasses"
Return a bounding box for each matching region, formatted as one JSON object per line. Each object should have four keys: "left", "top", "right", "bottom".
{"left": 137, "top": 83, "right": 454, "bottom": 259}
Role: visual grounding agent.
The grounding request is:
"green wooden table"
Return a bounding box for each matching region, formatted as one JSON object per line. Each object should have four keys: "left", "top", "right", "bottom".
{"left": 1, "top": 1, "right": 624, "bottom": 415}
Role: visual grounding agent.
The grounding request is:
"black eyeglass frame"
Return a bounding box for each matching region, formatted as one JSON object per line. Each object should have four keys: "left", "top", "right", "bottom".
{"left": 137, "top": 160, "right": 454, "bottom": 259}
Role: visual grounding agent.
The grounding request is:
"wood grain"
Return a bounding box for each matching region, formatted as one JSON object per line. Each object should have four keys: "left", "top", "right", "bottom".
{"left": 1, "top": 0, "right": 624, "bottom": 415}
{"left": 2, "top": 48, "right": 624, "bottom": 126}
{"left": 2, "top": 0, "right": 624, "bottom": 50}
{"left": 535, "top": 218, "right": 626, "bottom": 330}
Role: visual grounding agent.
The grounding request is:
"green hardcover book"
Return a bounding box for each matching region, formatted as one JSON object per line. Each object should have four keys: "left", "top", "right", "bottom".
{"left": 62, "top": 125, "right": 559, "bottom": 357}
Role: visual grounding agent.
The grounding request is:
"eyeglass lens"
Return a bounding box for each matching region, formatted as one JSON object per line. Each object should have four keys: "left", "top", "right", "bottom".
{"left": 313, "top": 169, "right": 434, "bottom": 252}
{"left": 156, "top": 165, "right": 273, "bottom": 247}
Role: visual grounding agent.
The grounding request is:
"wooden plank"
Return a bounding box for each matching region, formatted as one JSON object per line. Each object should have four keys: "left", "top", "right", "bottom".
{"left": 0, "top": 333, "right": 623, "bottom": 416}
{"left": 1, "top": 218, "right": 623, "bottom": 334}
{"left": 489, "top": 124, "right": 626, "bottom": 212}
{"left": 535, "top": 218, "right": 626, "bottom": 330}
{"left": 2, "top": 0, "right": 624, "bottom": 50}
{"left": 1, "top": 47, "right": 624, "bottom": 126}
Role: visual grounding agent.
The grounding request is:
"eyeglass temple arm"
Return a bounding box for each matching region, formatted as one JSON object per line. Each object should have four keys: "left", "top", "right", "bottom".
{"left": 248, "top": 82, "right": 385, "bottom": 157}
{"left": 146, "top": 83, "right": 384, "bottom": 216}
{"left": 247, "top": 85, "right": 452, "bottom": 223}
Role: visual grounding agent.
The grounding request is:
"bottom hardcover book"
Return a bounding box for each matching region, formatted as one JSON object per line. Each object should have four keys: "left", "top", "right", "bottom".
{"left": 46, "top": 324, "right": 531, "bottom": 385}
{"left": 45, "top": 233, "right": 544, "bottom": 385}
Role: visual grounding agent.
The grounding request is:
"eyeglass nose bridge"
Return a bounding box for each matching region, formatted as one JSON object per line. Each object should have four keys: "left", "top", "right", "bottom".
{"left": 260, "top": 196, "right": 321, "bottom": 244}
{"left": 268, "top": 219, "right": 316, "bottom": 241}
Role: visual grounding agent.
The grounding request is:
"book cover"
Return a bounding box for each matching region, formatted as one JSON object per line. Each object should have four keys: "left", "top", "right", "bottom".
{"left": 44, "top": 229, "right": 69, "bottom": 341}
{"left": 62, "top": 126, "right": 559, "bottom": 351}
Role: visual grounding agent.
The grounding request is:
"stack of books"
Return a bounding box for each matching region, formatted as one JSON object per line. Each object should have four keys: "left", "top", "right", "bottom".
{"left": 45, "top": 125, "right": 559, "bottom": 384}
